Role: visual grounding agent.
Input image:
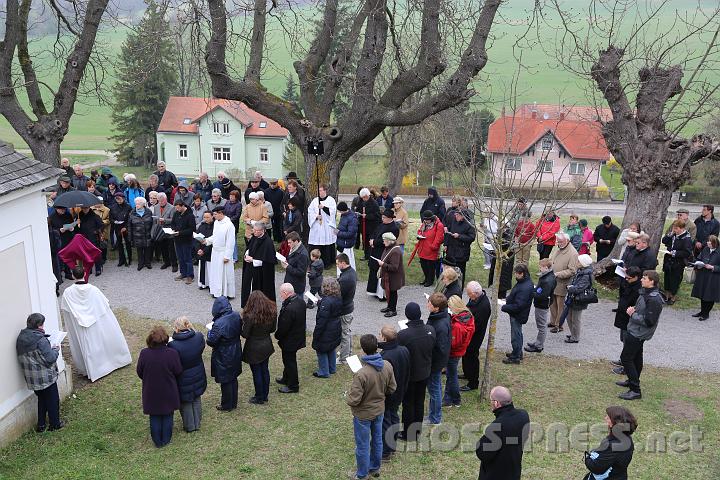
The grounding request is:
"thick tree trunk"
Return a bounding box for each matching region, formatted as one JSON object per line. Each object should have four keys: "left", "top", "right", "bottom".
{"left": 621, "top": 184, "right": 673, "bottom": 255}
{"left": 27, "top": 138, "right": 61, "bottom": 167}
{"left": 386, "top": 129, "right": 408, "bottom": 195}
{"left": 304, "top": 152, "right": 346, "bottom": 199}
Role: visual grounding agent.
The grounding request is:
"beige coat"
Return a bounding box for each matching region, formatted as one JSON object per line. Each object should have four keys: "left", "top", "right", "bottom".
{"left": 393, "top": 207, "right": 409, "bottom": 245}
{"left": 92, "top": 204, "right": 110, "bottom": 241}
{"left": 551, "top": 243, "right": 580, "bottom": 296}
{"left": 242, "top": 202, "right": 269, "bottom": 239}
{"left": 346, "top": 360, "right": 396, "bottom": 420}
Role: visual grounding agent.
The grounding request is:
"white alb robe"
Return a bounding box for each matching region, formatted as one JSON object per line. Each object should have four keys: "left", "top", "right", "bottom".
{"left": 60, "top": 283, "right": 132, "bottom": 382}
{"left": 308, "top": 196, "right": 337, "bottom": 245}
{"left": 205, "top": 216, "right": 237, "bottom": 298}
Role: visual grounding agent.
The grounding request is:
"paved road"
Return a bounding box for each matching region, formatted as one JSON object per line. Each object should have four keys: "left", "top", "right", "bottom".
{"left": 70, "top": 262, "right": 720, "bottom": 373}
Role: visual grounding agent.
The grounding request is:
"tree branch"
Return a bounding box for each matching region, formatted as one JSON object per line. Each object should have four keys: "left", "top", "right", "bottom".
{"left": 352, "top": 0, "right": 388, "bottom": 103}
{"left": 18, "top": 0, "right": 48, "bottom": 117}
{"left": 245, "top": 0, "right": 268, "bottom": 85}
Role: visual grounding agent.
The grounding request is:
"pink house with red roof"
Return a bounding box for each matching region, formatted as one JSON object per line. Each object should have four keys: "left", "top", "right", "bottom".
{"left": 486, "top": 104, "right": 611, "bottom": 188}
{"left": 156, "top": 97, "right": 289, "bottom": 178}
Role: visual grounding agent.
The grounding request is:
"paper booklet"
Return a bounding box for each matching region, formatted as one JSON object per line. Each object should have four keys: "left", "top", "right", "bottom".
{"left": 370, "top": 256, "right": 382, "bottom": 263}
{"left": 659, "top": 249, "right": 670, "bottom": 255}
{"left": 346, "top": 355, "right": 363, "bottom": 373}
{"left": 424, "top": 293, "right": 430, "bottom": 300}
{"left": 497, "top": 299, "right": 506, "bottom": 306}
{"left": 693, "top": 261, "right": 706, "bottom": 267}
{"left": 615, "top": 265, "right": 626, "bottom": 278}
{"left": 62, "top": 220, "right": 77, "bottom": 230}
{"left": 113, "top": 220, "right": 125, "bottom": 224}
{"left": 205, "top": 322, "right": 214, "bottom": 330}
{"left": 417, "top": 235, "right": 426, "bottom": 239}
{"left": 398, "top": 319, "right": 409, "bottom": 330}
{"left": 611, "top": 259, "right": 624, "bottom": 264}
{"left": 162, "top": 227, "right": 178, "bottom": 235}
{"left": 304, "top": 291, "right": 318, "bottom": 303}
{"left": 47, "top": 331, "right": 67, "bottom": 347}
{"left": 193, "top": 232, "right": 205, "bottom": 240}
{"left": 276, "top": 252, "right": 287, "bottom": 263}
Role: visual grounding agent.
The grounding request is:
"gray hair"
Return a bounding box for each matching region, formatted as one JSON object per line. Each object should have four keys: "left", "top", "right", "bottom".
{"left": 555, "top": 232, "right": 570, "bottom": 242}
{"left": 466, "top": 280, "right": 483, "bottom": 295}
{"left": 157, "top": 161, "right": 166, "bottom": 166}
{"left": 212, "top": 188, "right": 222, "bottom": 195}
{"left": 257, "top": 191, "right": 265, "bottom": 200}
{"left": 279, "top": 283, "right": 295, "bottom": 295}
{"left": 157, "top": 192, "right": 167, "bottom": 200}
{"left": 321, "top": 278, "right": 341, "bottom": 297}
{"left": 149, "top": 174, "right": 158, "bottom": 182}
{"left": 637, "top": 233, "right": 650, "bottom": 244}
{"left": 135, "top": 197, "right": 147, "bottom": 207}
{"left": 217, "top": 171, "right": 226, "bottom": 177}
{"left": 173, "top": 316, "right": 193, "bottom": 331}
{"left": 359, "top": 188, "right": 370, "bottom": 197}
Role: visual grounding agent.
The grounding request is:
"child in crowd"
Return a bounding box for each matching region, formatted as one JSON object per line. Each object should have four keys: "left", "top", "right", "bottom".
{"left": 307, "top": 249, "right": 324, "bottom": 309}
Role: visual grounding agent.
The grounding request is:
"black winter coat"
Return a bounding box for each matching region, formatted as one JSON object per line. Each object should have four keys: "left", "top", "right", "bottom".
{"left": 583, "top": 434, "right": 634, "bottom": 480}
{"left": 336, "top": 211, "right": 359, "bottom": 249}
{"left": 77, "top": 210, "right": 104, "bottom": 246}
{"left": 626, "top": 247, "right": 657, "bottom": 272}
{"left": 171, "top": 208, "right": 196, "bottom": 244}
{"left": 241, "top": 315, "right": 276, "bottom": 365}
{"left": 196, "top": 221, "right": 214, "bottom": 258}
{"left": 128, "top": 209, "right": 154, "bottom": 248}
{"left": 397, "top": 319, "right": 436, "bottom": 382}
{"left": 533, "top": 270, "right": 557, "bottom": 309}
{"left": 338, "top": 266, "right": 357, "bottom": 315}
{"left": 263, "top": 186, "right": 285, "bottom": 212}
{"left": 501, "top": 276, "right": 534, "bottom": 323}
{"left": 275, "top": 294, "right": 307, "bottom": 351}
{"left": 614, "top": 279, "right": 641, "bottom": 330}
{"left": 476, "top": 403, "right": 531, "bottom": 480}
{"left": 420, "top": 187, "right": 446, "bottom": 220}
{"left": 444, "top": 219, "right": 476, "bottom": 264}
{"left": 467, "top": 293, "right": 491, "bottom": 349}
{"left": 284, "top": 244, "right": 309, "bottom": 295}
{"left": 356, "top": 197, "right": 381, "bottom": 237}
{"left": 49, "top": 210, "right": 75, "bottom": 246}
{"left": 371, "top": 222, "right": 400, "bottom": 259}
{"left": 312, "top": 295, "right": 343, "bottom": 353}
{"left": 168, "top": 329, "right": 207, "bottom": 402}
{"left": 694, "top": 216, "right": 720, "bottom": 244}
{"left": 442, "top": 279, "right": 463, "bottom": 300}
{"left": 662, "top": 231, "right": 693, "bottom": 272}
{"left": 379, "top": 340, "right": 410, "bottom": 410}
{"left": 109, "top": 201, "right": 132, "bottom": 229}
{"left": 567, "top": 266, "right": 594, "bottom": 311}
{"left": 154, "top": 170, "right": 178, "bottom": 195}
{"left": 283, "top": 208, "right": 303, "bottom": 235}
{"left": 426, "top": 309, "right": 451, "bottom": 373}
{"left": 691, "top": 247, "right": 720, "bottom": 302}
{"left": 593, "top": 224, "right": 620, "bottom": 260}
{"left": 206, "top": 297, "right": 243, "bottom": 383}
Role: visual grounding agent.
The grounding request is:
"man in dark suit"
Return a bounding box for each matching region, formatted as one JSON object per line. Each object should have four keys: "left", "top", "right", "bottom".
{"left": 275, "top": 283, "right": 307, "bottom": 393}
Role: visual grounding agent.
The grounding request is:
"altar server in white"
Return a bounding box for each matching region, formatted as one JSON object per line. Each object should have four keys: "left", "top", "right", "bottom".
{"left": 203, "top": 206, "right": 237, "bottom": 299}
{"left": 60, "top": 266, "right": 132, "bottom": 382}
{"left": 308, "top": 184, "right": 337, "bottom": 267}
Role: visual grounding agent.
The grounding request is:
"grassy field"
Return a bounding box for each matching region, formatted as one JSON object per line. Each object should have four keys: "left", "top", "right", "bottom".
{"left": 0, "top": 309, "right": 718, "bottom": 479}
{"left": 0, "top": 0, "right": 710, "bottom": 152}
{"left": 600, "top": 166, "right": 625, "bottom": 201}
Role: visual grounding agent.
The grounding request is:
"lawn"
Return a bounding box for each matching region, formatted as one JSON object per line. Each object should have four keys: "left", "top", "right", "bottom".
{"left": 0, "top": 309, "right": 718, "bottom": 479}
{"left": 600, "top": 166, "right": 625, "bottom": 201}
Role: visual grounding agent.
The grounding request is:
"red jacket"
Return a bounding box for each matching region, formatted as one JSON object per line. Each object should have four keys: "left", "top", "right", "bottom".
{"left": 416, "top": 219, "right": 445, "bottom": 260}
{"left": 515, "top": 218, "right": 536, "bottom": 244}
{"left": 449, "top": 310, "right": 475, "bottom": 357}
{"left": 536, "top": 216, "right": 561, "bottom": 246}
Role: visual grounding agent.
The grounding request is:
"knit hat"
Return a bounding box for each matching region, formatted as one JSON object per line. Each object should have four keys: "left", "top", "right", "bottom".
{"left": 579, "top": 219, "right": 588, "bottom": 227}
{"left": 382, "top": 232, "right": 397, "bottom": 242}
{"left": 221, "top": 177, "right": 231, "bottom": 186}
{"left": 113, "top": 191, "right": 125, "bottom": 197}
{"left": 337, "top": 201, "right": 348, "bottom": 212}
{"left": 421, "top": 210, "right": 434, "bottom": 220}
{"left": 405, "top": 302, "right": 421, "bottom": 321}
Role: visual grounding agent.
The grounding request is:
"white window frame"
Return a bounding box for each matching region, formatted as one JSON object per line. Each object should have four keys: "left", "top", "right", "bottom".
{"left": 212, "top": 146, "right": 232, "bottom": 163}
{"left": 178, "top": 143, "right": 188, "bottom": 160}
{"left": 505, "top": 157, "right": 522, "bottom": 171}
{"left": 212, "top": 122, "right": 230, "bottom": 135}
{"left": 536, "top": 158, "right": 553, "bottom": 173}
{"left": 259, "top": 121, "right": 267, "bottom": 128}
{"left": 569, "top": 161, "right": 586, "bottom": 175}
{"left": 258, "top": 146, "right": 270, "bottom": 164}
{"left": 541, "top": 135, "right": 553, "bottom": 151}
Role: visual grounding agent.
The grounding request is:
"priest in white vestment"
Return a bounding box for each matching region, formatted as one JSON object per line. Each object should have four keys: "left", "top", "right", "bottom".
{"left": 60, "top": 267, "right": 131, "bottom": 382}
{"left": 203, "top": 206, "right": 237, "bottom": 299}
{"left": 308, "top": 184, "right": 337, "bottom": 267}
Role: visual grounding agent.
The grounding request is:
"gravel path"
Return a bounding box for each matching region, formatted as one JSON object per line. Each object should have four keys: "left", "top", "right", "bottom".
{"left": 72, "top": 262, "right": 720, "bottom": 373}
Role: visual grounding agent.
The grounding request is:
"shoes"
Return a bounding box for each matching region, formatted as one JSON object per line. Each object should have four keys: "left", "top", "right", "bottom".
{"left": 691, "top": 312, "right": 703, "bottom": 318}
{"left": 278, "top": 386, "right": 299, "bottom": 394}
{"left": 615, "top": 380, "right": 630, "bottom": 387}
{"left": 618, "top": 390, "right": 642, "bottom": 401}
{"left": 369, "top": 470, "right": 380, "bottom": 478}
{"left": 566, "top": 334, "right": 571, "bottom": 339}
{"left": 549, "top": 327, "right": 559, "bottom": 333}
{"left": 564, "top": 339, "right": 578, "bottom": 344}
{"left": 216, "top": 405, "right": 235, "bottom": 411}
{"left": 312, "top": 372, "right": 329, "bottom": 379}
{"left": 505, "top": 352, "right": 513, "bottom": 358}
{"left": 502, "top": 357, "right": 521, "bottom": 365}
{"left": 95, "top": 269, "right": 101, "bottom": 276}
{"left": 248, "top": 396, "right": 266, "bottom": 405}
{"left": 699, "top": 316, "right": 709, "bottom": 321}
{"left": 666, "top": 298, "right": 675, "bottom": 305}
{"left": 175, "top": 275, "right": 185, "bottom": 281}
{"left": 381, "top": 453, "right": 394, "bottom": 463}
{"left": 146, "top": 264, "right": 152, "bottom": 269}
{"left": 117, "top": 261, "right": 126, "bottom": 267}
{"left": 458, "top": 373, "right": 466, "bottom": 380}
{"left": 48, "top": 421, "right": 65, "bottom": 431}
{"left": 35, "top": 425, "right": 47, "bottom": 433}
{"left": 442, "top": 400, "right": 454, "bottom": 408}
{"left": 384, "top": 311, "right": 397, "bottom": 317}
{"left": 126, "top": 261, "right": 132, "bottom": 267}
{"left": 610, "top": 359, "right": 622, "bottom": 367}
{"left": 172, "top": 266, "right": 178, "bottom": 273}
{"left": 137, "top": 265, "right": 144, "bottom": 271}
{"left": 276, "top": 377, "right": 287, "bottom": 385}
{"left": 160, "top": 263, "right": 170, "bottom": 270}
{"left": 612, "top": 367, "right": 625, "bottom": 375}
{"left": 184, "top": 277, "right": 193, "bottom": 284}
{"left": 524, "top": 344, "right": 543, "bottom": 353}
{"left": 380, "top": 307, "right": 390, "bottom": 313}
{"left": 460, "top": 385, "right": 477, "bottom": 392}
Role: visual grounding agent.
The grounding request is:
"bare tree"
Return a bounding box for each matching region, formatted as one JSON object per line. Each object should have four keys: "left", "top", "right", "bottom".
{"left": 550, "top": 0, "right": 720, "bottom": 258}
{"left": 0, "top": 0, "right": 111, "bottom": 165}
{"left": 202, "top": 0, "right": 503, "bottom": 196}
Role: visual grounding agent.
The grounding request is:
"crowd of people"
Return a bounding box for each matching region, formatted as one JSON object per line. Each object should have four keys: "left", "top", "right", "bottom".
{"left": 25, "top": 161, "right": 720, "bottom": 479}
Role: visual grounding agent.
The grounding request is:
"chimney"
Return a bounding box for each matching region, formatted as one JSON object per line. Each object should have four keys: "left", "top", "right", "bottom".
{"left": 531, "top": 110, "right": 537, "bottom": 119}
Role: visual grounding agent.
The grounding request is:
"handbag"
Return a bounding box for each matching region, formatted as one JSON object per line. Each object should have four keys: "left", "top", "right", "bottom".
{"left": 684, "top": 266, "right": 696, "bottom": 284}
{"left": 573, "top": 287, "right": 598, "bottom": 305}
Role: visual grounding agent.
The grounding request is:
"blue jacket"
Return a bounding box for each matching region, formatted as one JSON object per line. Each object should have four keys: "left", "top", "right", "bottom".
{"left": 125, "top": 187, "right": 145, "bottom": 207}
{"left": 502, "top": 276, "right": 534, "bottom": 324}
{"left": 336, "top": 211, "right": 359, "bottom": 249}
{"left": 426, "top": 309, "right": 451, "bottom": 373}
{"left": 312, "top": 295, "right": 343, "bottom": 353}
{"left": 206, "top": 297, "right": 243, "bottom": 383}
{"left": 168, "top": 329, "right": 207, "bottom": 402}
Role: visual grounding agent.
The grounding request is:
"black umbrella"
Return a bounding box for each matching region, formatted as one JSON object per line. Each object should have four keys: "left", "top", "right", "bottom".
{"left": 53, "top": 190, "right": 103, "bottom": 208}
